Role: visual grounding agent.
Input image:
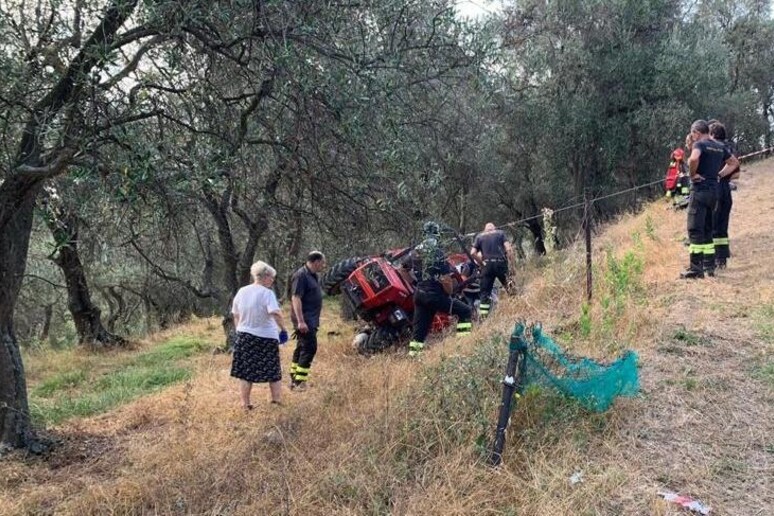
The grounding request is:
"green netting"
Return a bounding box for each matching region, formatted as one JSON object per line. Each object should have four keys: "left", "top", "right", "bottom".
{"left": 522, "top": 325, "right": 640, "bottom": 412}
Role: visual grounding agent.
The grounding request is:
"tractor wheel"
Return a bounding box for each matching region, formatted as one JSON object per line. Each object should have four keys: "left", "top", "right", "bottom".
{"left": 340, "top": 297, "right": 357, "bottom": 321}
{"left": 357, "top": 327, "right": 405, "bottom": 355}
{"left": 322, "top": 256, "right": 367, "bottom": 295}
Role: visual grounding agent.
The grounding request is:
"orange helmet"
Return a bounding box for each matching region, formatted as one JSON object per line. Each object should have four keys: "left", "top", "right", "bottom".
{"left": 672, "top": 148, "right": 684, "bottom": 160}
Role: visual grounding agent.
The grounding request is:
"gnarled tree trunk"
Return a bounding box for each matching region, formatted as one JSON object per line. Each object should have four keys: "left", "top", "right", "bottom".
{"left": 48, "top": 213, "right": 126, "bottom": 348}
{"left": 0, "top": 177, "right": 44, "bottom": 451}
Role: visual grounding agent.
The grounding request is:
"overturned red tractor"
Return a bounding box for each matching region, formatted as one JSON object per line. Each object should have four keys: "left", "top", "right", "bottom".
{"left": 322, "top": 248, "right": 478, "bottom": 354}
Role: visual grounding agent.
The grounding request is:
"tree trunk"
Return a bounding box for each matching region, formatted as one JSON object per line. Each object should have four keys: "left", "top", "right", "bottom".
{"left": 0, "top": 177, "right": 42, "bottom": 451}
{"left": 40, "top": 304, "right": 54, "bottom": 342}
{"left": 47, "top": 213, "right": 126, "bottom": 348}
{"left": 526, "top": 218, "right": 547, "bottom": 255}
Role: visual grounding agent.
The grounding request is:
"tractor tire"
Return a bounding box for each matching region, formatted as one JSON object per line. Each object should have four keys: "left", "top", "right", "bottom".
{"left": 340, "top": 297, "right": 357, "bottom": 321}
{"left": 322, "top": 256, "right": 367, "bottom": 295}
{"left": 356, "top": 326, "right": 404, "bottom": 355}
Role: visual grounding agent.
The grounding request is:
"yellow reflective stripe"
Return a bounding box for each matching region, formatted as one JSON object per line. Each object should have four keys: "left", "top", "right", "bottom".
{"left": 290, "top": 363, "right": 298, "bottom": 373}
{"left": 479, "top": 304, "right": 490, "bottom": 309}
{"left": 713, "top": 237, "right": 729, "bottom": 245}
{"left": 408, "top": 341, "right": 424, "bottom": 351}
{"left": 294, "top": 375, "right": 309, "bottom": 382}
{"left": 681, "top": 187, "right": 689, "bottom": 194}
{"left": 689, "top": 244, "right": 703, "bottom": 254}
{"left": 295, "top": 366, "right": 310, "bottom": 374}
{"left": 457, "top": 322, "right": 472, "bottom": 330}
{"left": 702, "top": 243, "right": 715, "bottom": 255}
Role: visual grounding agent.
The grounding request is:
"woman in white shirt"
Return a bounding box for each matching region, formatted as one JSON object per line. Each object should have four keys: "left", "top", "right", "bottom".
{"left": 230, "top": 261, "right": 288, "bottom": 409}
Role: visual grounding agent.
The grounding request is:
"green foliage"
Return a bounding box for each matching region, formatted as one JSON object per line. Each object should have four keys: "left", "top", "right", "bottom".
{"left": 644, "top": 215, "right": 657, "bottom": 241}
{"left": 577, "top": 242, "right": 645, "bottom": 340}
{"left": 603, "top": 246, "right": 644, "bottom": 299}
{"left": 579, "top": 302, "right": 592, "bottom": 338}
{"left": 33, "top": 370, "right": 88, "bottom": 398}
{"left": 132, "top": 336, "right": 209, "bottom": 366}
{"left": 30, "top": 367, "right": 190, "bottom": 426}
{"left": 27, "top": 336, "right": 211, "bottom": 426}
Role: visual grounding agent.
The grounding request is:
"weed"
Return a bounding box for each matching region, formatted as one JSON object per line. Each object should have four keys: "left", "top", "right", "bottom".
{"left": 579, "top": 302, "right": 592, "bottom": 337}
{"left": 682, "top": 377, "right": 698, "bottom": 391}
{"left": 752, "top": 360, "right": 774, "bottom": 387}
{"left": 644, "top": 215, "right": 657, "bottom": 240}
{"left": 33, "top": 369, "right": 88, "bottom": 397}
{"left": 31, "top": 367, "right": 191, "bottom": 425}
{"left": 26, "top": 334, "right": 209, "bottom": 426}
{"left": 673, "top": 327, "right": 711, "bottom": 347}
{"left": 752, "top": 304, "right": 774, "bottom": 343}
{"left": 132, "top": 336, "right": 209, "bottom": 366}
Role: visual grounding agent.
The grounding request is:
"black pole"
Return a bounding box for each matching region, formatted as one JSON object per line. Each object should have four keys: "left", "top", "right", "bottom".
{"left": 584, "top": 188, "right": 593, "bottom": 302}
{"left": 489, "top": 323, "right": 529, "bottom": 466}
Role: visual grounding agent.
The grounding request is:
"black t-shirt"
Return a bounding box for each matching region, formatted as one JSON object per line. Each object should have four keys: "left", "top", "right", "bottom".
{"left": 692, "top": 139, "right": 731, "bottom": 190}
{"left": 717, "top": 140, "right": 739, "bottom": 182}
{"left": 290, "top": 265, "right": 323, "bottom": 329}
{"left": 473, "top": 230, "right": 507, "bottom": 260}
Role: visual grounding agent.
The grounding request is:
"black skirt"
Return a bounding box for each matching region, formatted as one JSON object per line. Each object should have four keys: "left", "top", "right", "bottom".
{"left": 230, "top": 332, "right": 281, "bottom": 383}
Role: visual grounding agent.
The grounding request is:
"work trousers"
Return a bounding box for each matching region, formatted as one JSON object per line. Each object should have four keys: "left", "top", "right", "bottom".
{"left": 687, "top": 188, "right": 718, "bottom": 272}
{"left": 412, "top": 288, "right": 472, "bottom": 344}
{"left": 290, "top": 327, "right": 318, "bottom": 384}
{"left": 479, "top": 260, "right": 508, "bottom": 317}
{"left": 713, "top": 181, "right": 732, "bottom": 261}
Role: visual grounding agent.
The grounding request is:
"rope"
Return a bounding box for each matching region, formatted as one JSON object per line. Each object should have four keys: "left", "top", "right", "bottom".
{"left": 462, "top": 147, "right": 773, "bottom": 239}
{"left": 463, "top": 178, "right": 663, "bottom": 237}
{"left": 739, "top": 146, "right": 774, "bottom": 162}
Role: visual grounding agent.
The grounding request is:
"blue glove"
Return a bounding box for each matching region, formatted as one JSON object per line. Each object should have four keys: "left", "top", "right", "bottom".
{"left": 279, "top": 330, "right": 289, "bottom": 345}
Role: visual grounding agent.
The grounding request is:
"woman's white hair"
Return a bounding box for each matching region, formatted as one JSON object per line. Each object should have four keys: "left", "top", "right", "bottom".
{"left": 250, "top": 261, "right": 276, "bottom": 281}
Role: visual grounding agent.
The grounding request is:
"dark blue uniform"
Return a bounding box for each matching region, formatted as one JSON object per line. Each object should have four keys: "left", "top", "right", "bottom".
{"left": 472, "top": 230, "right": 509, "bottom": 318}
{"left": 686, "top": 139, "right": 731, "bottom": 277}
{"left": 713, "top": 141, "right": 738, "bottom": 267}
{"left": 406, "top": 237, "right": 472, "bottom": 356}
{"left": 289, "top": 265, "right": 323, "bottom": 385}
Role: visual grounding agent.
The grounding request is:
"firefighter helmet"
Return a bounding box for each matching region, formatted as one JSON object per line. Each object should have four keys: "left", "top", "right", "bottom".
{"left": 422, "top": 221, "right": 441, "bottom": 237}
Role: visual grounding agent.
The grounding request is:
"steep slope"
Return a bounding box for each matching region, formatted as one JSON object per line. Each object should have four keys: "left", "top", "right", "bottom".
{"left": 2, "top": 159, "right": 772, "bottom": 515}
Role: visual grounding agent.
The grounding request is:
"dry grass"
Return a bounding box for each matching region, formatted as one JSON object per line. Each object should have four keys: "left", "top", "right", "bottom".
{"left": 2, "top": 160, "right": 773, "bottom": 515}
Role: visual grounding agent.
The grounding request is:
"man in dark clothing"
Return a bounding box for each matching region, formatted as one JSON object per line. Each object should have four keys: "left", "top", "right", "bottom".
{"left": 681, "top": 120, "right": 739, "bottom": 279}
{"left": 470, "top": 223, "right": 513, "bottom": 318}
{"left": 709, "top": 122, "right": 740, "bottom": 269}
{"left": 290, "top": 251, "right": 326, "bottom": 388}
{"left": 406, "top": 221, "right": 472, "bottom": 357}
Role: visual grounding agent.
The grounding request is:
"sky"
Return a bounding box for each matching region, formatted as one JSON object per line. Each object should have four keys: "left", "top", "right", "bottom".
{"left": 455, "top": 0, "right": 502, "bottom": 19}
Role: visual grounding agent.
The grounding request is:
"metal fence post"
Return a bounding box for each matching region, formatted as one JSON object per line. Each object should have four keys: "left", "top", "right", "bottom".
{"left": 489, "top": 323, "right": 529, "bottom": 467}
{"left": 583, "top": 188, "right": 593, "bottom": 302}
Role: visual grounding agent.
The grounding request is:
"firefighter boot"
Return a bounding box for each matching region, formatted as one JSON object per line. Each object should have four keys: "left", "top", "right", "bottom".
{"left": 680, "top": 254, "right": 704, "bottom": 279}
{"left": 703, "top": 252, "right": 716, "bottom": 277}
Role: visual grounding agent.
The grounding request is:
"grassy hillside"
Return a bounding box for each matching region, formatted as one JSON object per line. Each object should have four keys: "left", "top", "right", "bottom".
{"left": 2, "top": 159, "right": 772, "bottom": 515}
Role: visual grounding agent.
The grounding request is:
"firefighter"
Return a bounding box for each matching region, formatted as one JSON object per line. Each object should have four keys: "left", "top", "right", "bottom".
{"left": 406, "top": 221, "right": 472, "bottom": 357}
{"left": 470, "top": 223, "right": 514, "bottom": 318}
{"left": 289, "top": 251, "right": 326, "bottom": 389}
{"left": 680, "top": 120, "right": 739, "bottom": 279}
{"left": 709, "top": 121, "right": 740, "bottom": 269}
{"left": 665, "top": 148, "right": 691, "bottom": 209}
{"left": 665, "top": 148, "right": 683, "bottom": 199}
